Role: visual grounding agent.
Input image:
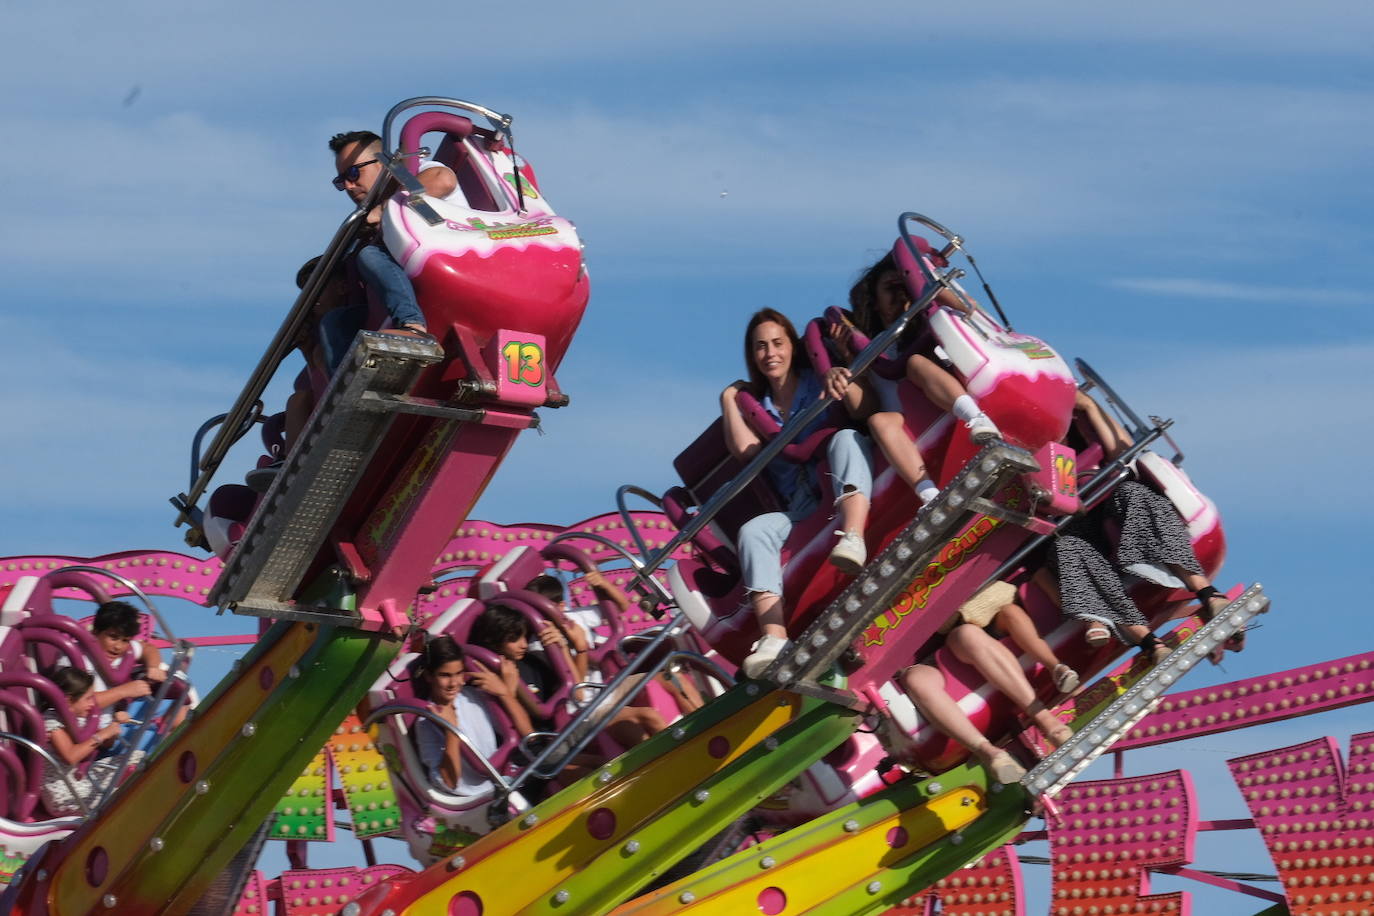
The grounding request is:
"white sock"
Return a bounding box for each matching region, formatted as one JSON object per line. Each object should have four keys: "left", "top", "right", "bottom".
{"left": 916, "top": 480, "right": 940, "bottom": 503}
{"left": 952, "top": 395, "right": 982, "bottom": 422}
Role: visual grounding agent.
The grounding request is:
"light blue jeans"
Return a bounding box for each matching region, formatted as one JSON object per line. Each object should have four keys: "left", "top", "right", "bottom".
{"left": 319, "top": 242, "right": 428, "bottom": 371}
{"left": 738, "top": 429, "right": 873, "bottom": 598}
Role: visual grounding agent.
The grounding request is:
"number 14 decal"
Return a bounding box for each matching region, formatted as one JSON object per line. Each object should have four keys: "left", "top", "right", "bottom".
{"left": 501, "top": 340, "right": 545, "bottom": 387}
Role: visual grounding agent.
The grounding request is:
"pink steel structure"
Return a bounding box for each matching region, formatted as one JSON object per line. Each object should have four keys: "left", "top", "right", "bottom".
{"left": 3, "top": 529, "right": 1367, "bottom": 913}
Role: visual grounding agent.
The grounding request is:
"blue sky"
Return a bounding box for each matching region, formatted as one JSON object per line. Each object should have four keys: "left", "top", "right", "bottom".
{"left": 3, "top": 1, "right": 1372, "bottom": 908}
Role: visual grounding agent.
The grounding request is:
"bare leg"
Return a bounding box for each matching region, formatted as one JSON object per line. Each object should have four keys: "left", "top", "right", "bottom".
{"left": 902, "top": 664, "right": 1001, "bottom": 761}
{"left": 947, "top": 625, "right": 1069, "bottom": 745}
{"left": 751, "top": 592, "right": 787, "bottom": 640}
{"left": 607, "top": 706, "right": 665, "bottom": 747}
{"left": 1171, "top": 566, "right": 1231, "bottom": 616}
{"left": 284, "top": 386, "right": 313, "bottom": 455}
{"left": 837, "top": 491, "right": 869, "bottom": 535}
{"left": 994, "top": 602, "right": 1061, "bottom": 672}
{"left": 905, "top": 355, "right": 967, "bottom": 414}
{"left": 868, "top": 411, "right": 930, "bottom": 489}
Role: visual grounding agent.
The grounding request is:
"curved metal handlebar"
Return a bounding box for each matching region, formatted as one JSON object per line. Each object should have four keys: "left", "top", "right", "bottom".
{"left": 0, "top": 731, "right": 91, "bottom": 817}
{"left": 545, "top": 531, "right": 674, "bottom": 607}
{"left": 898, "top": 211, "right": 961, "bottom": 291}
{"left": 614, "top": 485, "right": 666, "bottom": 562}
{"left": 382, "top": 97, "right": 513, "bottom": 152}
{"left": 55, "top": 567, "right": 181, "bottom": 647}
{"left": 362, "top": 703, "right": 511, "bottom": 790}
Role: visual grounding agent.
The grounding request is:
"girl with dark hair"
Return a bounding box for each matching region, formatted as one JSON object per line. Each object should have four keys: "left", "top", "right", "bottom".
{"left": 721, "top": 308, "right": 876, "bottom": 677}
{"left": 832, "top": 253, "right": 1001, "bottom": 505}
{"left": 41, "top": 667, "right": 142, "bottom": 816}
{"left": 412, "top": 635, "right": 532, "bottom": 797}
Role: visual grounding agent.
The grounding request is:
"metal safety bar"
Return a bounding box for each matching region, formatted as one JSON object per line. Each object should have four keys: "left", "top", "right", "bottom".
{"left": 173, "top": 203, "right": 376, "bottom": 524}
{"left": 974, "top": 419, "right": 1171, "bottom": 593}
{"left": 381, "top": 96, "right": 513, "bottom": 153}
{"left": 1075, "top": 358, "right": 1153, "bottom": 444}
{"left": 502, "top": 613, "right": 731, "bottom": 792}
{"left": 519, "top": 647, "right": 734, "bottom": 784}
{"left": 362, "top": 703, "right": 513, "bottom": 791}
{"left": 614, "top": 484, "right": 666, "bottom": 564}
{"left": 545, "top": 530, "right": 675, "bottom": 608}
{"left": 0, "top": 731, "right": 91, "bottom": 817}
{"left": 174, "top": 95, "right": 501, "bottom": 526}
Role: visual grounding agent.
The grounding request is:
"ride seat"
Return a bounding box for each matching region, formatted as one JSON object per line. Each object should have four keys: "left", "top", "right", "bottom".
{"left": 470, "top": 546, "right": 546, "bottom": 600}
{"left": 398, "top": 111, "right": 503, "bottom": 213}
{"left": 374, "top": 651, "right": 530, "bottom": 845}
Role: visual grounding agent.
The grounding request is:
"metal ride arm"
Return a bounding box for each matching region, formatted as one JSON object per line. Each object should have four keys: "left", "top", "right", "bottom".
{"left": 1023, "top": 584, "right": 1270, "bottom": 801}
{"left": 172, "top": 203, "right": 375, "bottom": 525}
{"left": 619, "top": 593, "right": 1270, "bottom": 913}
{"left": 764, "top": 439, "right": 1040, "bottom": 694}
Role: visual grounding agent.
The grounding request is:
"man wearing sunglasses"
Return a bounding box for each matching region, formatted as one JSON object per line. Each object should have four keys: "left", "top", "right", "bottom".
{"left": 318, "top": 130, "right": 460, "bottom": 366}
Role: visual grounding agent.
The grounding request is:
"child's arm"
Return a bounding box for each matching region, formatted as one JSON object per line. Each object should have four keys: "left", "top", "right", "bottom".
{"left": 139, "top": 643, "right": 168, "bottom": 683}
{"left": 49, "top": 719, "right": 124, "bottom": 766}
{"left": 470, "top": 659, "right": 536, "bottom": 738}
{"left": 1074, "top": 389, "right": 1134, "bottom": 460}
{"left": 427, "top": 702, "right": 464, "bottom": 790}
{"left": 583, "top": 569, "right": 630, "bottom": 615}
{"left": 94, "top": 678, "right": 151, "bottom": 711}
{"left": 536, "top": 622, "right": 587, "bottom": 683}
{"left": 936, "top": 286, "right": 973, "bottom": 315}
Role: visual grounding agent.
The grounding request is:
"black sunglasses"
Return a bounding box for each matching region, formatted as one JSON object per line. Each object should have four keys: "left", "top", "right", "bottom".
{"left": 332, "top": 158, "right": 379, "bottom": 190}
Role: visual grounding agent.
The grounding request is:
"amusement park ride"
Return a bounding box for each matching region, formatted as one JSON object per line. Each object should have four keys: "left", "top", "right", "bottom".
{"left": 0, "top": 96, "right": 1365, "bottom": 915}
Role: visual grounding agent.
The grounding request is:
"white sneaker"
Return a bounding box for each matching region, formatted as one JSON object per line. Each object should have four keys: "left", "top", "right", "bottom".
{"left": 829, "top": 530, "right": 867, "bottom": 575}
{"left": 741, "top": 635, "right": 790, "bottom": 679}
{"left": 965, "top": 413, "right": 1001, "bottom": 443}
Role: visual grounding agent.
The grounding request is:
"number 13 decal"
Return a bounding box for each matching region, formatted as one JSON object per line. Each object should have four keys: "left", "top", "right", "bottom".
{"left": 501, "top": 340, "right": 545, "bottom": 387}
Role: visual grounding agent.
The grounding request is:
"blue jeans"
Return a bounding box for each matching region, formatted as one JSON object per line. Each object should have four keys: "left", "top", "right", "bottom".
{"left": 318, "top": 243, "right": 428, "bottom": 371}
{"left": 355, "top": 243, "right": 427, "bottom": 330}
{"left": 738, "top": 429, "right": 873, "bottom": 598}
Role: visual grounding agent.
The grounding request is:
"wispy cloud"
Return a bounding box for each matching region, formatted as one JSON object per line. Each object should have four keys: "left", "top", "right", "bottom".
{"left": 1108, "top": 277, "right": 1373, "bottom": 305}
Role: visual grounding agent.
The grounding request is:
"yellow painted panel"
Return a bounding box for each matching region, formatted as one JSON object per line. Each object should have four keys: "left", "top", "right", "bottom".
{"left": 614, "top": 788, "right": 985, "bottom": 916}
{"left": 50, "top": 623, "right": 317, "bottom": 914}
{"left": 407, "top": 693, "right": 801, "bottom": 915}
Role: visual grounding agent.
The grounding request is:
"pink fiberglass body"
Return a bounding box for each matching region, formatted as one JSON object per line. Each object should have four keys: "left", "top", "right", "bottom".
{"left": 383, "top": 111, "right": 588, "bottom": 370}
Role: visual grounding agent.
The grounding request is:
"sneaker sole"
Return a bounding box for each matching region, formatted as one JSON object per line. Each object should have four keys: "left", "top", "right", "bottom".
{"left": 829, "top": 553, "right": 865, "bottom": 576}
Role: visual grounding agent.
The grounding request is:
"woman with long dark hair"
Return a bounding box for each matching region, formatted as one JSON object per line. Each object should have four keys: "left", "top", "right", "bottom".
{"left": 720, "top": 308, "right": 876, "bottom": 677}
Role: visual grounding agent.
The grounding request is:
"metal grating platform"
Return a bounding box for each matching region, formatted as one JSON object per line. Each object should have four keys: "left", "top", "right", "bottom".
{"left": 208, "top": 333, "right": 445, "bottom": 624}
{"left": 765, "top": 441, "right": 1041, "bottom": 690}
